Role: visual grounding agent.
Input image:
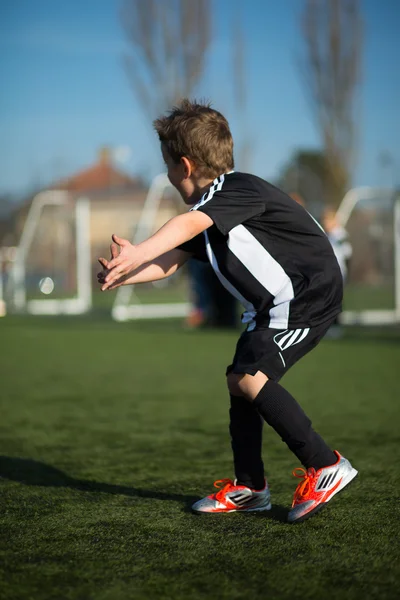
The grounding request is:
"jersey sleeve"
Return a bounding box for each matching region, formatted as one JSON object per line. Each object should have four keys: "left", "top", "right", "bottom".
{"left": 190, "top": 176, "right": 265, "bottom": 234}
{"left": 176, "top": 232, "right": 208, "bottom": 262}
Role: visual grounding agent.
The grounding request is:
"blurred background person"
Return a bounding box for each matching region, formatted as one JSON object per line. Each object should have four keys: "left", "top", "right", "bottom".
{"left": 185, "top": 258, "right": 212, "bottom": 328}
{"left": 322, "top": 207, "right": 353, "bottom": 282}
{"left": 321, "top": 206, "right": 353, "bottom": 337}
{"left": 186, "top": 258, "right": 238, "bottom": 329}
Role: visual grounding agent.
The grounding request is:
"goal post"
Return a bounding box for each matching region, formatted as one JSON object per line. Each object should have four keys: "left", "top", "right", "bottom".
{"left": 395, "top": 196, "right": 400, "bottom": 321}
{"left": 337, "top": 187, "right": 400, "bottom": 325}
{"left": 8, "top": 190, "right": 92, "bottom": 315}
{"left": 111, "top": 174, "right": 190, "bottom": 322}
{"left": 112, "top": 181, "right": 400, "bottom": 325}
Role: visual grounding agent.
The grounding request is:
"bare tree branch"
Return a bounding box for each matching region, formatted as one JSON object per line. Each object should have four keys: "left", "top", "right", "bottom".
{"left": 232, "top": 4, "right": 251, "bottom": 171}
{"left": 299, "top": 0, "right": 363, "bottom": 206}
{"left": 121, "top": 0, "right": 211, "bottom": 120}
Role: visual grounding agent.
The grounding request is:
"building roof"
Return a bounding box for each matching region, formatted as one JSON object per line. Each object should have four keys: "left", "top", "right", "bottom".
{"left": 51, "top": 147, "right": 142, "bottom": 193}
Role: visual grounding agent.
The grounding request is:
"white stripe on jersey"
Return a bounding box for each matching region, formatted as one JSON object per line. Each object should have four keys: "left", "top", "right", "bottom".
{"left": 191, "top": 175, "right": 225, "bottom": 211}
{"left": 307, "top": 211, "right": 326, "bottom": 233}
{"left": 227, "top": 225, "right": 294, "bottom": 329}
{"left": 203, "top": 230, "right": 257, "bottom": 328}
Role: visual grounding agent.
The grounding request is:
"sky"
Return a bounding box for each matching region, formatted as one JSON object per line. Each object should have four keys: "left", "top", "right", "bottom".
{"left": 0, "top": 0, "right": 399, "bottom": 199}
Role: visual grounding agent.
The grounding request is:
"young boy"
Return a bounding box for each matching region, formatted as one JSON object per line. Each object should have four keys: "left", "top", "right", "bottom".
{"left": 98, "top": 99, "right": 358, "bottom": 524}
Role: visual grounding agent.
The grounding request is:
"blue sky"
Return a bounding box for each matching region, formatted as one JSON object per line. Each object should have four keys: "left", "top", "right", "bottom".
{"left": 0, "top": 0, "right": 399, "bottom": 197}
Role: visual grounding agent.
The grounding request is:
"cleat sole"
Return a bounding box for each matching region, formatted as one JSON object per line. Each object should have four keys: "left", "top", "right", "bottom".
{"left": 192, "top": 502, "right": 272, "bottom": 515}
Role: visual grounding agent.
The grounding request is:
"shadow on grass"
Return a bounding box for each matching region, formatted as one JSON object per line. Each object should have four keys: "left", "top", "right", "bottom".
{"left": 0, "top": 456, "right": 288, "bottom": 522}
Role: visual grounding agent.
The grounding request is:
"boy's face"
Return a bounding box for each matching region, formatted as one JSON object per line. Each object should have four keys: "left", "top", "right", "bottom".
{"left": 161, "top": 143, "right": 197, "bottom": 205}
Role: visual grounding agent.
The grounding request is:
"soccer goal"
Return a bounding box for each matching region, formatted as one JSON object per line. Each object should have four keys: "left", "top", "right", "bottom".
{"left": 111, "top": 174, "right": 191, "bottom": 321}
{"left": 337, "top": 187, "right": 400, "bottom": 325}
{"left": 8, "top": 190, "right": 92, "bottom": 315}
{"left": 111, "top": 181, "right": 400, "bottom": 325}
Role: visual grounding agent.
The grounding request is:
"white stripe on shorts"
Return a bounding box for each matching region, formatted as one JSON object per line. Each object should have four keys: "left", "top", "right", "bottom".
{"left": 274, "top": 328, "right": 310, "bottom": 352}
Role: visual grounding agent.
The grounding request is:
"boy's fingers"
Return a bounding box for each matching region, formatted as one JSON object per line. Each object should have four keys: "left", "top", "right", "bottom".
{"left": 97, "top": 257, "right": 110, "bottom": 285}
{"left": 112, "top": 234, "right": 129, "bottom": 247}
{"left": 105, "top": 262, "right": 130, "bottom": 282}
{"left": 106, "top": 258, "right": 117, "bottom": 270}
{"left": 106, "top": 256, "right": 126, "bottom": 271}
{"left": 104, "top": 276, "right": 124, "bottom": 290}
{"left": 110, "top": 242, "right": 119, "bottom": 259}
{"left": 98, "top": 257, "right": 109, "bottom": 268}
{"left": 104, "top": 273, "right": 122, "bottom": 288}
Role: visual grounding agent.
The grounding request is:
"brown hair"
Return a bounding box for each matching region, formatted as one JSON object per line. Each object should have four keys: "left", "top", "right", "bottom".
{"left": 153, "top": 99, "right": 234, "bottom": 179}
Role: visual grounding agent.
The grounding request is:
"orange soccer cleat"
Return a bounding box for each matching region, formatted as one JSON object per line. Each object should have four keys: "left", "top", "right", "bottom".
{"left": 192, "top": 478, "right": 271, "bottom": 513}
{"left": 287, "top": 450, "right": 358, "bottom": 523}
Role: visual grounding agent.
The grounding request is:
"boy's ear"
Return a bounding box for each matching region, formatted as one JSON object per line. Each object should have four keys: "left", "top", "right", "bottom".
{"left": 181, "top": 156, "right": 195, "bottom": 178}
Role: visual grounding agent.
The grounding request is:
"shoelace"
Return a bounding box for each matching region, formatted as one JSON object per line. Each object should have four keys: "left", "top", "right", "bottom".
{"left": 291, "top": 467, "right": 317, "bottom": 507}
{"left": 212, "top": 478, "right": 236, "bottom": 502}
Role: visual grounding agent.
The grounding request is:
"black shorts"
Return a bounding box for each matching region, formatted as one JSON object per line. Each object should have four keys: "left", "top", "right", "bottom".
{"left": 226, "top": 318, "right": 334, "bottom": 382}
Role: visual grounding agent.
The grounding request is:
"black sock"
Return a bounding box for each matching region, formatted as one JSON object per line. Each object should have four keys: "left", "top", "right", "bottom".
{"left": 229, "top": 394, "right": 265, "bottom": 490}
{"left": 253, "top": 380, "right": 336, "bottom": 470}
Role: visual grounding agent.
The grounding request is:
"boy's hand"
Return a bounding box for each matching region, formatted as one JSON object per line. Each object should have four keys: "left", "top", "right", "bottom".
{"left": 97, "top": 240, "right": 119, "bottom": 287}
{"left": 100, "top": 212, "right": 212, "bottom": 290}
{"left": 101, "top": 234, "right": 143, "bottom": 291}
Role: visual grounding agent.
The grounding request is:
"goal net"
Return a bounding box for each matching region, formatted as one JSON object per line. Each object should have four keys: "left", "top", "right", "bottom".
{"left": 9, "top": 184, "right": 397, "bottom": 326}
{"left": 8, "top": 191, "right": 91, "bottom": 315}
{"left": 111, "top": 174, "right": 191, "bottom": 321}
{"left": 337, "top": 187, "right": 400, "bottom": 325}
{"left": 112, "top": 182, "right": 400, "bottom": 325}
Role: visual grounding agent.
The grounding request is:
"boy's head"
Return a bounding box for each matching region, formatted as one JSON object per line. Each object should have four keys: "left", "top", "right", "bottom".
{"left": 153, "top": 99, "right": 234, "bottom": 203}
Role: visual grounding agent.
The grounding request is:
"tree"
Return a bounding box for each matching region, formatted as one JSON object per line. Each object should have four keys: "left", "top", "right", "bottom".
{"left": 299, "top": 0, "right": 363, "bottom": 207}
{"left": 276, "top": 149, "right": 328, "bottom": 214}
{"left": 120, "top": 1, "right": 238, "bottom": 328}
{"left": 120, "top": 0, "right": 211, "bottom": 119}
{"left": 232, "top": 8, "right": 251, "bottom": 171}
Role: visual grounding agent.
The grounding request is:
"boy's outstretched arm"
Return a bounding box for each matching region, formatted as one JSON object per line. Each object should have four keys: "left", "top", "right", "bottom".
{"left": 101, "top": 211, "right": 213, "bottom": 291}
{"left": 98, "top": 247, "right": 190, "bottom": 290}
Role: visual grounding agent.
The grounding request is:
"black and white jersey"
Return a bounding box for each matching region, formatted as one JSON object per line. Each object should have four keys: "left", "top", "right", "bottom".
{"left": 178, "top": 171, "right": 343, "bottom": 330}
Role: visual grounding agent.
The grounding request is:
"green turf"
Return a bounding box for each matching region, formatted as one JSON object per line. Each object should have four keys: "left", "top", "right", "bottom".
{"left": 343, "top": 283, "right": 395, "bottom": 310}
{"left": 0, "top": 316, "right": 399, "bottom": 600}
{"left": 27, "top": 279, "right": 189, "bottom": 308}
{"left": 28, "top": 278, "right": 395, "bottom": 313}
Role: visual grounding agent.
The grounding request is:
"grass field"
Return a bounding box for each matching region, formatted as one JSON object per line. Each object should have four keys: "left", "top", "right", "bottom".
{"left": 1, "top": 316, "right": 399, "bottom": 600}
{"left": 27, "top": 279, "right": 395, "bottom": 312}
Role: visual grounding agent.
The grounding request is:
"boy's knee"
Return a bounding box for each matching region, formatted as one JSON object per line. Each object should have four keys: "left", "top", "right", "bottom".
{"left": 227, "top": 371, "right": 269, "bottom": 401}
{"left": 227, "top": 373, "right": 245, "bottom": 397}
